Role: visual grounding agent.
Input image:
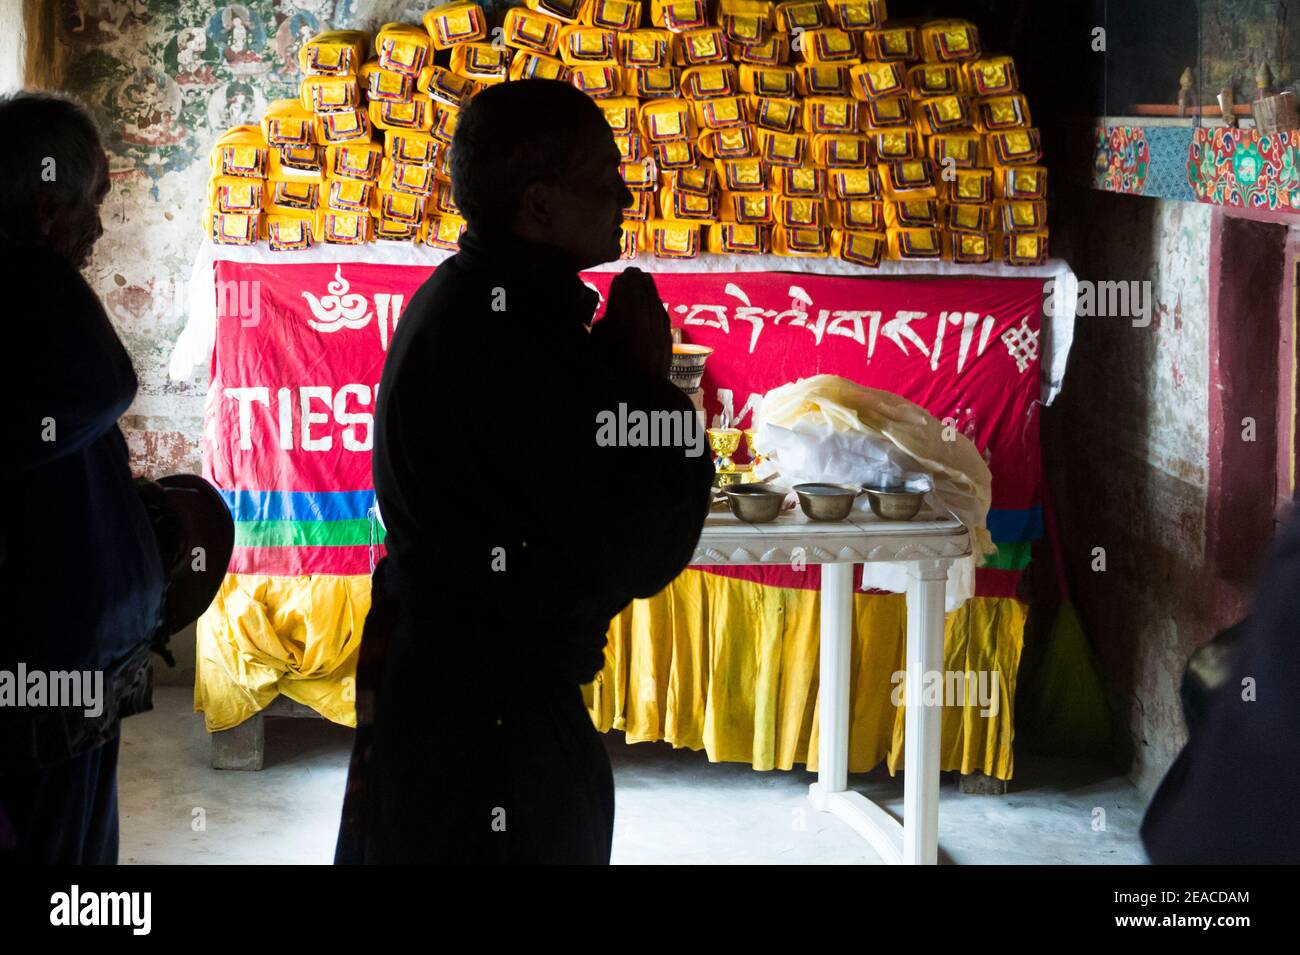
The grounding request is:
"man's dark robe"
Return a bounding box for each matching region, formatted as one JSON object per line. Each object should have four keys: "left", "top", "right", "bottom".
{"left": 0, "top": 239, "right": 165, "bottom": 864}
{"left": 338, "top": 226, "right": 714, "bottom": 864}
{"left": 1141, "top": 510, "right": 1300, "bottom": 863}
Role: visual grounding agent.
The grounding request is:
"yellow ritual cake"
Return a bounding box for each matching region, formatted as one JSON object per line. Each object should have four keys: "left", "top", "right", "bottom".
{"left": 204, "top": 2, "right": 1047, "bottom": 263}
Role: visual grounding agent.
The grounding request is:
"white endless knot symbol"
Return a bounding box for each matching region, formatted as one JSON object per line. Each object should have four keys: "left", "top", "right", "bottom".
{"left": 1000, "top": 317, "right": 1039, "bottom": 373}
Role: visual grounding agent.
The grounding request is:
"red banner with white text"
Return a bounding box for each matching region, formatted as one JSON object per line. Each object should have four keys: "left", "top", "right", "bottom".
{"left": 206, "top": 260, "right": 1044, "bottom": 590}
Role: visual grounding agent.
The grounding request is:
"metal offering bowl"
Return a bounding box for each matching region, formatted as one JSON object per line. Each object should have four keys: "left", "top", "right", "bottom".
{"left": 861, "top": 486, "right": 927, "bottom": 521}
{"left": 722, "top": 483, "right": 787, "bottom": 523}
{"left": 792, "top": 483, "right": 862, "bottom": 522}
{"left": 670, "top": 343, "right": 714, "bottom": 393}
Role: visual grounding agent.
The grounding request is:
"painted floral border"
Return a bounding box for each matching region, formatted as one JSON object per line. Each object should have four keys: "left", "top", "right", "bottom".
{"left": 1188, "top": 127, "right": 1300, "bottom": 211}
{"left": 1093, "top": 125, "right": 1151, "bottom": 195}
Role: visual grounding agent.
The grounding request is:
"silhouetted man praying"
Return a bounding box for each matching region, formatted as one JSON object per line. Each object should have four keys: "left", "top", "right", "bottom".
{"left": 336, "top": 80, "right": 713, "bottom": 864}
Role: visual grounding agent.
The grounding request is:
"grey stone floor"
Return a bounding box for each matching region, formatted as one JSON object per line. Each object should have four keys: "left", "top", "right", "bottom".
{"left": 118, "top": 687, "right": 1150, "bottom": 865}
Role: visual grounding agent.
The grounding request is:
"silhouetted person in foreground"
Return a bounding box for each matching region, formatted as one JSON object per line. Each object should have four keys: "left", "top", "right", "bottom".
{"left": 0, "top": 92, "right": 165, "bottom": 864}
{"left": 1142, "top": 509, "right": 1300, "bottom": 863}
{"left": 335, "top": 80, "right": 713, "bottom": 864}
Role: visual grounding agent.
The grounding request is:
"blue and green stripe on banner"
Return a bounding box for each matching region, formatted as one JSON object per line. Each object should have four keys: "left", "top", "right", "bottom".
{"left": 219, "top": 489, "right": 1039, "bottom": 568}
{"left": 219, "top": 489, "right": 385, "bottom": 548}
{"left": 983, "top": 506, "right": 1042, "bottom": 571}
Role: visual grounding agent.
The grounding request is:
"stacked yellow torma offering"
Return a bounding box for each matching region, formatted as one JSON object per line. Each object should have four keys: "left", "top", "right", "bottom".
{"left": 204, "top": 1, "right": 1048, "bottom": 264}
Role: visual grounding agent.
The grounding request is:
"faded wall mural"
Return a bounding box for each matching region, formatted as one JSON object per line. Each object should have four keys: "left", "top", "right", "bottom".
{"left": 51, "top": 0, "right": 433, "bottom": 476}
{"left": 1201, "top": 0, "right": 1300, "bottom": 101}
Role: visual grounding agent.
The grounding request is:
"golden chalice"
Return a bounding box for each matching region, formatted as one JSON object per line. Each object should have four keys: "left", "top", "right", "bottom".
{"left": 744, "top": 428, "right": 762, "bottom": 469}
{"left": 708, "top": 427, "right": 744, "bottom": 487}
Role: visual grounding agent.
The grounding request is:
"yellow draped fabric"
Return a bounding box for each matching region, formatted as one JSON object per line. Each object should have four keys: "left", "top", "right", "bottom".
{"left": 195, "top": 574, "right": 368, "bottom": 731}
{"left": 196, "top": 570, "right": 1023, "bottom": 780}
{"left": 587, "top": 569, "right": 1023, "bottom": 779}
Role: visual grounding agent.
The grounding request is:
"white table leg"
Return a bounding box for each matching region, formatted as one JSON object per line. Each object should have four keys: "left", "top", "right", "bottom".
{"left": 902, "top": 558, "right": 951, "bottom": 865}
{"left": 809, "top": 561, "right": 906, "bottom": 863}
{"left": 814, "top": 561, "right": 852, "bottom": 795}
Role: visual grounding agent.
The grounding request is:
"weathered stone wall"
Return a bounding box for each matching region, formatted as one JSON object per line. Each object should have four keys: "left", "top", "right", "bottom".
{"left": 1046, "top": 190, "right": 1254, "bottom": 795}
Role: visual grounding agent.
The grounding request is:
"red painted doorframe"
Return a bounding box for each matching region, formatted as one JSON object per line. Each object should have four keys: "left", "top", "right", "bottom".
{"left": 1276, "top": 235, "right": 1300, "bottom": 516}
{"left": 1206, "top": 207, "right": 1288, "bottom": 585}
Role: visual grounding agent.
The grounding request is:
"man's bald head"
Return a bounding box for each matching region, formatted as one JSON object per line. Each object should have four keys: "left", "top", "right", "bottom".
{"left": 450, "top": 79, "right": 610, "bottom": 233}
{"left": 0, "top": 91, "right": 108, "bottom": 267}
{"left": 450, "top": 79, "right": 633, "bottom": 268}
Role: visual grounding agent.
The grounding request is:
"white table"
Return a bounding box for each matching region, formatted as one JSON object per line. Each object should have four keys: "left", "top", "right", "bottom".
{"left": 692, "top": 502, "right": 972, "bottom": 865}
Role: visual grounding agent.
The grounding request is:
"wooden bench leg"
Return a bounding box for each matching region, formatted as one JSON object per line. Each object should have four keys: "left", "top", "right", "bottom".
{"left": 210, "top": 714, "right": 265, "bottom": 771}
